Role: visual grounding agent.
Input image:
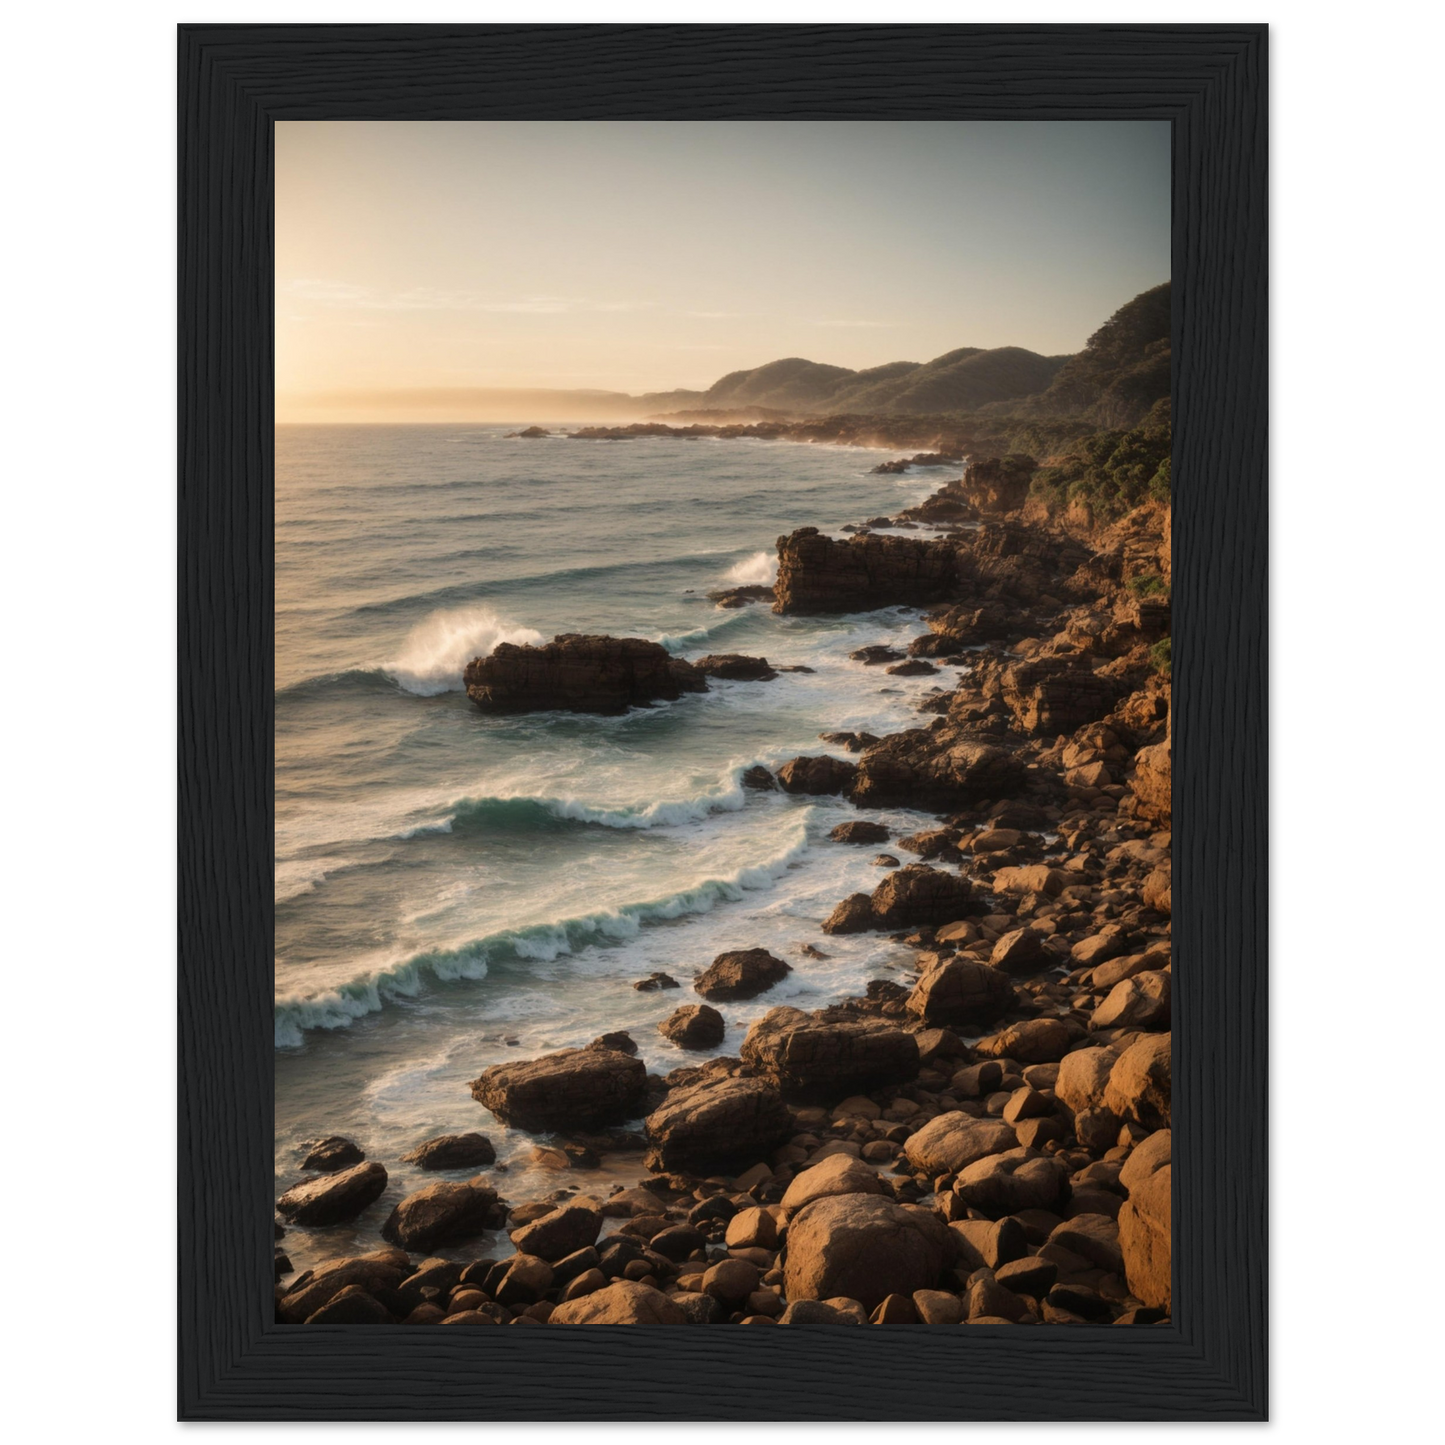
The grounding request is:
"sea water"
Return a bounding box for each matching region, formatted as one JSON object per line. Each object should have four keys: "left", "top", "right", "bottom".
{"left": 275, "top": 423, "right": 962, "bottom": 1272}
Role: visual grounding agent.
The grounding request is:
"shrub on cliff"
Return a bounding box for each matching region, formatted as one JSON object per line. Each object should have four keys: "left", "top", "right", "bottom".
{"left": 1028, "top": 406, "right": 1172, "bottom": 521}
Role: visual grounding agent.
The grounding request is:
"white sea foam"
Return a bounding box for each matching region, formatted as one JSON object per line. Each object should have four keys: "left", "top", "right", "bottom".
{"left": 382, "top": 606, "right": 543, "bottom": 696}
{"left": 723, "top": 550, "right": 778, "bottom": 586}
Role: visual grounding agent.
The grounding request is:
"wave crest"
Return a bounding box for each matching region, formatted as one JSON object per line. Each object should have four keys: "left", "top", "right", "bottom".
{"left": 275, "top": 819, "right": 810, "bottom": 1046}
{"left": 723, "top": 550, "right": 778, "bottom": 586}
{"left": 382, "top": 606, "right": 543, "bottom": 696}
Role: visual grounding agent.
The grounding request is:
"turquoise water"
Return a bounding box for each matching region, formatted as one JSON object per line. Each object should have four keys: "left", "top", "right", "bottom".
{"left": 274, "top": 423, "right": 961, "bottom": 1269}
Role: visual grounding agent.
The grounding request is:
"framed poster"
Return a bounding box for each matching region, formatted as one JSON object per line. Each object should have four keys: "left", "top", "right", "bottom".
{"left": 179, "top": 22, "right": 1266, "bottom": 1420}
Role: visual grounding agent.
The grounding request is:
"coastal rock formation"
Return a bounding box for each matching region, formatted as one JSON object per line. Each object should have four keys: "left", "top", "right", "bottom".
{"left": 847, "top": 731, "right": 1027, "bottom": 809}
{"left": 773, "top": 528, "right": 959, "bottom": 614}
{"left": 380, "top": 1177, "right": 504, "bottom": 1252}
{"left": 956, "top": 455, "right": 1038, "bottom": 514}
{"left": 779, "top": 1154, "right": 886, "bottom": 1215}
{"left": 276, "top": 1161, "right": 388, "bottom": 1227}
{"left": 1131, "top": 739, "right": 1172, "bottom": 824}
{"left": 509, "top": 1197, "right": 604, "bottom": 1261}
{"left": 954, "top": 1148, "right": 1071, "bottom": 1217}
{"left": 694, "top": 948, "right": 791, "bottom": 1002}
{"left": 923, "top": 599, "right": 1012, "bottom": 647}
{"left": 470, "top": 1047, "right": 647, "bottom": 1131}
{"left": 658, "top": 1003, "right": 726, "bottom": 1050}
{"left": 300, "top": 1135, "right": 365, "bottom": 1172}
{"left": 906, "top": 957, "right": 1016, "bottom": 1026}
{"left": 643, "top": 1074, "right": 792, "bottom": 1172}
{"left": 276, "top": 1247, "right": 411, "bottom": 1324}
{"left": 707, "top": 584, "right": 775, "bottom": 609}
{"left": 740, "top": 1007, "right": 920, "bottom": 1099}
{"left": 463, "top": 634, "right": 706, "bottom": 715}
{"left": 691, "top": 653, "right": 779, "bottom": 681}
{"left": 1104, "top": 1033, "right": 1172, "bottom": 1130}
{"left": 829, "top": 819, "right": 890, "bottom": 845}
{"left": 549, "top": 1279, "right": 688, "bottom": 1325}
{"left": 400, "top": 1133, "right": 497, "bottom": 1171}
{"left": 903, "top": 1113, "right": 1017, "bottom": 1175}
{"left": 1118, "top": 1129, "right": 1171, "bottom": 1310}
{"left": 783, "top": 1195, "right": 952, "bottom": 1312}
{"left": 823, "top": 864, "right": 976, "bottom": 934}
{"left": 777, "top": 754, "right": 858, "bottom": 795}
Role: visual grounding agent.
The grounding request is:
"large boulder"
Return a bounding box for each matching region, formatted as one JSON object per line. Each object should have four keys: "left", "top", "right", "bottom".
{"left": 772, "top": 528, "right": 959, "bottom": 615}
{"left": 848, "top": 731, "right": 1028, "bottom": 810}
{"left": 1054, "top": 1045, "right": 1121, "bottom": 1117}
{"left": 1118, "top": 1128, "right": 1171, "bottom": 1310}
{"left": 823, "top": 864, "right": 976, "bottom": 935}
{"left": 1092, "top": 971, "right": 1171, "bottom": 1032}
{"left": 400, "top": 1133, "right": 497, "bottom": 1171}
{"left": 658, "top": 1004, "right": 726, "bottom": 1050}
{"left": 276, "top": 1161, "right": 388, "bottom": 1227}
{"left": 275, "top": 1247, "right": 411, "bottom": 1324}
{"left": 300, "top": 1136, "right": 364, "bottom": 1172}
{"left": 903, "top": 1113, "right": 1017, "bottom": 1175}
{"left": 973, "top": 1017, "right": 1074, "bottom": 1063}
{"left": 989, "top": 927, "right": 1052, "bottom": 977}
{"left": 953, "top": 1148, "right": 1071, "bottom": 1217}
{"left": 470, "top": 1047, "right": 647, "bottom": 1132}
{"left": 830, "top": 819, "right": 890, "bottom": 845}
{"left": 1143, "top": 862, "right": 1172, "bottom": 914}
{"left": 777, "top": 755, "right": 858, "bottom": 795}
{"left": 694, "top": 948, "right": 791, "bottom": 1002}
{"left": 509, "top": 1197, "right": 603, "bottom": 1261}
{"left": 1104, "top": 1033, "right": 1172, "bottom": 1130}
{"left": 380, "top": 1177, "right": 505, "bottom": 1253}
{"left": 643, "top": 1075, "right": 792, "bottom": 1173}
{"left": 779, "top": 1153, "right": 886, "bottom": 1216}
{"left": 906, "top": 956, "right": 1016, "bottom": 1026}
{"left": 783, "top": 1195, "right": 953, "bottom": 1312}
{"left": 549, "top": 1279, "right": 687, "bottom": 1325}
{"left": 740, "top": 1006, "right": 919, "bottom": 1100}
{"left": 464, "top": 634, "right": 706, "bottom": 715}
{"left": 1131, "top": 741, "right": 1172, "bottom": 824}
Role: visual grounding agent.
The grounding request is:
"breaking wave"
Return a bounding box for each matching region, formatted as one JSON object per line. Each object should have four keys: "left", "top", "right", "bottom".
{"left": 381, "top": 606, "right": 543, "bottom": 696}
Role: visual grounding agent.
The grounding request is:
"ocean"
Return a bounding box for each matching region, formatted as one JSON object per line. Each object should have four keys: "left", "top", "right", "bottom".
{"left": 275, "top": 423, "right": 960, "bottom": 1272}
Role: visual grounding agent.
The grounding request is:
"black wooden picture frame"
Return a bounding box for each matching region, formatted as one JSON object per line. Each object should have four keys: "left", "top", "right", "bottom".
{"left": 178, "top": 22, "right": 1266, "bottom": 1421}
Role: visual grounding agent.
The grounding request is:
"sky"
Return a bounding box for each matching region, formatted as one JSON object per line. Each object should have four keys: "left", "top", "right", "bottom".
{"left": 276, "top": 120, "right": 1170, "bottom": 420}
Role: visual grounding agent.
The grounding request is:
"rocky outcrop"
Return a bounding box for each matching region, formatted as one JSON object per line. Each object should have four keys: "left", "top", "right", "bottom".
{"left": 643, "top": 1074, "right": 792, "bottom": 1173}
{"left": 847, "top": 730, "right": 1027, "bottom": 809}
{"left": 984, "top": 654, "right": 1125, "bottom": 736}
{"left": 779, "top": 1154, "right": 886, "bottom": 1215}
{"left": 380, "top": 1177, "right": 505, "bottom": 1252}
{"left": 464, "top": 634, "right": 706, "bottom": 715}
{"left": 772, "top": 528, "right": 959, "bottom": 614}
{"left": 777, "top": 754, "right": 857, "bottom": 795}
{"left": 783, "top": 1195, "right": 952, "bottom": 1312}
{"left": 707, "top": 584, "right": 774, "bottom": 609}
{"left": 694, "top": 948, "right": 791, "bottom": 1002}
{"left": 691, "top": 653, "right": 778, "bottom": 681}
{"left": 740, "top": 1006, "right": 920, "bottom": 1099}
{"left": 470, "top": 1047, "right": 647, "bottom": 1132}
{"left": 955, "top": 455, "right": 1037, "bottom": 514}
{"left": 923, "top": 599, "right": 1012, "bottom": 648}
{"left": 1131, "top": 739, "right": 1172, "bottom": 823}
{"left": 400, "top": 1133, "right": 497, "bottom": 1171}
{"left": 823, "top": 864, "right": 976, "bottom": 934}
{"left": 658, "top": 1004, "right": 726, "bottom": 1050}
{"left": 276, "top": 1161, "right": 388, "bottom": 1226}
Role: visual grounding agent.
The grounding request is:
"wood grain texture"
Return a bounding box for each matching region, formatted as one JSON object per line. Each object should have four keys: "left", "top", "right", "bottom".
{"left": 178, "top": 23, "right": 1267, "bottom": 1421}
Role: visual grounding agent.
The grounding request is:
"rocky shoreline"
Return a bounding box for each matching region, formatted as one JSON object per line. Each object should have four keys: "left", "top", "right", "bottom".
{"left": 276, "top": 452, "right": 1172, "bottom": 1328}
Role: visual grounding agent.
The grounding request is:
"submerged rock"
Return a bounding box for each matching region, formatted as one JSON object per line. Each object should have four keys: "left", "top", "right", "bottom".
{"left": 464, "top": 634, "right": 706, "bottom": 715}
{"left": 691, "top": 653, "right": 778, "bottom": 681}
